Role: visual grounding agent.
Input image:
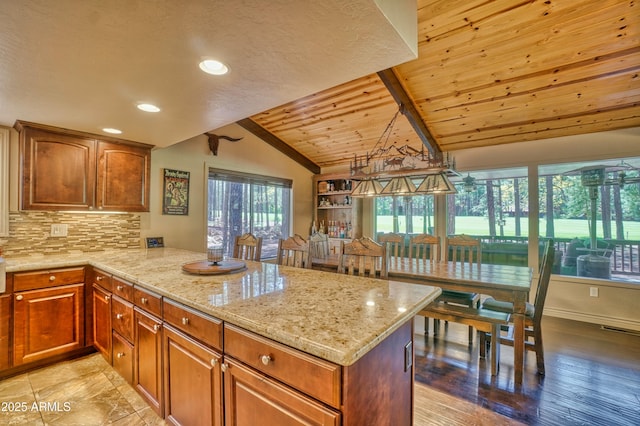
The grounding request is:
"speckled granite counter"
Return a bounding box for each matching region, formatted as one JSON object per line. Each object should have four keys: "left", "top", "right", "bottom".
{"left": 4, "top": 248, "right": 441, "bottom": 366}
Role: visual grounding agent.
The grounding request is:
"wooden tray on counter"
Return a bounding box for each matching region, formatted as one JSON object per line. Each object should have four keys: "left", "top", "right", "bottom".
{"left": 182, "top": 260, "right": 247, "bottom": 275}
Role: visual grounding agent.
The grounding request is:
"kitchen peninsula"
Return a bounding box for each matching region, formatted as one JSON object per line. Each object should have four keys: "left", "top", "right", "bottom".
{"left": 3, "top": 248, "right": 441, "bottom": 425}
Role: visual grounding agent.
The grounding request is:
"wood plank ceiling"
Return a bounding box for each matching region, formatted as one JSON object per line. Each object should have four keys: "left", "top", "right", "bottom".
{"left": 246, "top": 0, "right": 640, "bottom": 172}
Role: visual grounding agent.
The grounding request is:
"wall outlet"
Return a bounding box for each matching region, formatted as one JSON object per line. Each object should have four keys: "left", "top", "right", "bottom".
{"left": 589, "top": 287, "right": 599, "bottom": 297}
{"left": 50, "top": 224, "right": 68, "bottom": 237}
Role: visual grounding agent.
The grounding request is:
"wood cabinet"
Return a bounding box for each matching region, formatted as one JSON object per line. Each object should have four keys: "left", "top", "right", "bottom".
{"left": 0, "top": 295, "right": 10, "bottom": 370}
{"left": 223, "top": 324, "right": 341, "bottom": 426}
{"left": 112, "top": 329, "right": 133, "bottom": 383}
{"left": 133, "top": 285, "right": 164, "bottom": 417}
{"left": 92, "top": 283, "right": 112, "bottom": 362}
{"left": 90, "top": 267, "right": 113, "bottom": 363}
{"left": 163, "top": 324, "right": 223, "bottom": 426}
{"left": 13, "top": 283, "right": 85, "bottom": 365}
{"left": 15, "top": 120, "right": 152, "bottom": 212}
{"left": 313, "top": 173, "right": 362, "bottom": 248}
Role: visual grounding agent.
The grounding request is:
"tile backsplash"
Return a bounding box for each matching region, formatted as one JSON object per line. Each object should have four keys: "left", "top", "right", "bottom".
{"left": 1, "top": 211, "right": 141, "bottom": 256}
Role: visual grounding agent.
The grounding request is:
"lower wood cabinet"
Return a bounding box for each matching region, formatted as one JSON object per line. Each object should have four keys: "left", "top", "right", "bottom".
{"left": 13, "top": 283, "right": 85, "bottom": 365}
{"left": 92, "top": 283, "right": 112, "bottom": 363}
{"left": 0, "top": 295, "right": 10, "bottom": 370}
{"left": 163, "top": 324, "right": 223, "bottom": 426}
{"left": 134, "top": 307, "right": 163, "bottom": 417}
{"left": 223, "top": 357, "right": 340, "bottom": 426}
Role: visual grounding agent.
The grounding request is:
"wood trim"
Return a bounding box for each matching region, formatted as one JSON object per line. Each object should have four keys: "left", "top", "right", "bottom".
{"left": 236, "top": 118, "right": 321, "bottom": 174}
{"left": 376, "top": 68, "right": 440, "bottom": 155}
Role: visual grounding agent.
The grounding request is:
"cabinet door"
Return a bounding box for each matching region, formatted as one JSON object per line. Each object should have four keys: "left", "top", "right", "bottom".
{"left": 13, "top": 283, "right": 85, "bottom": 365}
{"left": 0, "top": 295, "right": 10, "bottom": 370}
{"left": 96, "top": 141, "right": 150, "bottom": 212}
{"left": 134, "top": 308, "right": 163, "bottom": 417}
{"left": 224, "top": 358, "right": 340, "bottom": 426}
{"left": 164, "top": 325, "right": 223, "bottom": 426}
{"left": 92, "top": 284, "right": 112, "bottom": 363}
{"left": 20, "top": 128, "right": 95, "bottom": 210}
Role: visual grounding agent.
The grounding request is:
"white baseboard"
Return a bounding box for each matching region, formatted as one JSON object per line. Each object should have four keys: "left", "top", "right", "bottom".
{"left": 544, "top": 307, "right": 640, "bottom": 332}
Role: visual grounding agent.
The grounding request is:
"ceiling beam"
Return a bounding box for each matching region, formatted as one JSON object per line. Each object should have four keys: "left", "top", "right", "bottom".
{"left": 236, "top": 118, "right": 321, "bottom": 174}
{"left": 377, "top": 68, "right": 440, "bottom": 155}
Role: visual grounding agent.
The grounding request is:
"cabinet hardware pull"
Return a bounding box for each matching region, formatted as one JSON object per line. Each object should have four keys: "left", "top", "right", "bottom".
{"left": 141, "top": 297, "right": 148, "bottom": 304}
{"left": 181, "top": 317, "right": 189, "bottom": 325}
{"left": 221, "top": 363, "right": 228, "bottom": 372}
{"left": 116, "top": 313, "right": 124, "bottom": 320}
{"left": 211, "top": 359, "right": 218, "bottom": 367}
{"left": 49, "top": 275, "right": 55, "bottom": 281}
{"left": 116, "top": 285, "right": 124, "bottom": 291}
{"left": 153, "top": 324, "right": 161, "bottom": 331}
{"left": 116, "top": 352, "right": 125, "bottom": 358}
{"left": 104, "top": 295, "right": 110, "bottom": 301}
{"left": 260, "top": 355, "right": 272, "bottom": 366}
{"left": 96, "top": 276, "right": 103, "bottom": 281}
{"left": 16, "top": 295, "right": 23, "bottom": 301}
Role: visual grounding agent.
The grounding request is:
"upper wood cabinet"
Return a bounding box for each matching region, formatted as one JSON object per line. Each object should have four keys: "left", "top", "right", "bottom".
{"left": 15, "top": 121, "right": 152, "bottom": 212}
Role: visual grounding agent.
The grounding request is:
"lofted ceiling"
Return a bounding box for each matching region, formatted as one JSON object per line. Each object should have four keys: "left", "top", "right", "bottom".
{"left": 0, "top": 0, "right": 416, "bottom": 147}
{"left": 248, "top": 0, "right": 640, "bottom": 172}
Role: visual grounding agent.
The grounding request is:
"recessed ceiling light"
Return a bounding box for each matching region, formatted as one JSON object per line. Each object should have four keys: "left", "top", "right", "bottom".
{"left": 199, "top": 59, "right": 229, "bottom": 75}
{"left": 102, "top": 128, "right": 122, "bottom": 134}
{"left": 137, "top": 103, "right": 161, "bottom": 112}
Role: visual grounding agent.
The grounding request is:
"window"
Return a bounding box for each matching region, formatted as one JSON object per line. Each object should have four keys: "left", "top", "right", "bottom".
{"left": 207, "top": 169, "right": 292, "bottom": 259}
{"left": 538, "top": 158, "right": 640, "bottom": 282}
{"left": 447, "top": 168, "right": 530, "bottom": 266}
{"left": 374, "top": 195, "right": 435, "bottom": 236}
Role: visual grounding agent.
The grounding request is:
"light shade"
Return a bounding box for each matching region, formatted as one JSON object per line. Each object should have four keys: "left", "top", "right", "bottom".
{"left": 415, "top": 173, "right": 457, "bottom": 194}
{"left": 351, "top": 179, "right": 384, "bottom": 197}
{"left": 381, "top": 176, "right": 416, "bottom": 195}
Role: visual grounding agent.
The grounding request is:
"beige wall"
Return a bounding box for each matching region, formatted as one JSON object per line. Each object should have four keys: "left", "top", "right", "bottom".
{"left": 143, "top": 123, "right": 314, "bottom": 252}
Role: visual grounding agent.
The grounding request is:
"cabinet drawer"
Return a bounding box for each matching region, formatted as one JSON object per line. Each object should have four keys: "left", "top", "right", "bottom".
{"left": 112, "top": 277, "right": 133, "bottom": 302}
{"left": 224, "top": 324, "right": 341, "bottom": 409}
{"left": 163, "top": 299, "right": 222, "bottom": 351}
{"left": 112, "top": 296, "right": 134, "bottom": 342}
{"left": 14, "top": 267, "right": 85, "bottom": 291}
{"left": 112, "top": 330, "right": 133, "bottom": 384}
{"left": 134, "top": 286, "right": 162, "bottom": 317}
{"left": 92, "top": 268, "right": 112, "bottom": 292}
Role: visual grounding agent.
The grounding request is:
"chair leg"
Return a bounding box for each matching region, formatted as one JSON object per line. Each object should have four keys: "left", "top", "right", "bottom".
{"left": 424, "top": 316, "right": 429, "bottom": 335}
{"left": 490, "top": 325, "right": 501, "bottom": 376}
{"left": 533, "top": 327, "right": 545, "bottom": 375}
{"left": 479, "top": 332, "right": 487, "bottom": 358}
{"left": 468, "top": 326, "right": 474, "bottom": 344}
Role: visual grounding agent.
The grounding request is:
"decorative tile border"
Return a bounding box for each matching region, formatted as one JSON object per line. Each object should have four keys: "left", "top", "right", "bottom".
{"left": 2, "top": 211, "right": 141, "bottom": 256}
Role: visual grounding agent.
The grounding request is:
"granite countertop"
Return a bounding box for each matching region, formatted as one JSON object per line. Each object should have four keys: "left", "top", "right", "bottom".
{"left": 4, "top": 248, "right": 441, "bottom": 366}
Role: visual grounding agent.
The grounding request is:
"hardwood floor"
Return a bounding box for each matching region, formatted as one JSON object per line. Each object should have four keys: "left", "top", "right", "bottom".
{"left": 413, "top": 316, "right": 640, "bottom": 425}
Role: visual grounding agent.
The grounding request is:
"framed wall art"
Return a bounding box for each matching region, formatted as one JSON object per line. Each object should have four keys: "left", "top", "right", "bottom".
{"left": 162, "top": 168, "right": 190, "bottom": 215}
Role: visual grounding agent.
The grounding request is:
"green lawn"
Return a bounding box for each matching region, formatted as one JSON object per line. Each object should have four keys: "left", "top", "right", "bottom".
{"left": 377, "top": 216, "right": 640, "bottom": 240}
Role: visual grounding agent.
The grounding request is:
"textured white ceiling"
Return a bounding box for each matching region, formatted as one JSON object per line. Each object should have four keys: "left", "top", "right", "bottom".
{"left": 0, "top": 0, "right": 416, "bottom": 147}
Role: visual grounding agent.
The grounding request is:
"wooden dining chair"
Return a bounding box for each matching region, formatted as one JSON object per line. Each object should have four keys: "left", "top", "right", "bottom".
{"left": 377, "top": 232, "right": 405, "bottom": 259}
{"left": 408, "top": 234, "right": 440, "bottom": 263}
{"left": 276, "top": 235, "right": 311, "bottom": 269}
{"left": 480, "top": 239, "right": 555, "bottom": 375}
{"left": 432, "top": 235, "right": 482, "bottom": 343}
{"left": 233, "top": 233, "right": 263, "bottom": 261}
{"left": 309, "top": 231, "right": 330, "bottom": 259}
{"left": 338, "top": 237, "right": 388, "bottom": 279}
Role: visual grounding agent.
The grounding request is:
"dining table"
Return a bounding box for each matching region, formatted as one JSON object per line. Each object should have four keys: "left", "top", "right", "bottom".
{"left": 312, "top": 254, "right": 534, "bottom": 385}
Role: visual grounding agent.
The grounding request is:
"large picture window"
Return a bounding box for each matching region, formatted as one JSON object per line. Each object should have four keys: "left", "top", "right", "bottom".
{"left": 447, "top": 168, "right": 530, "bottom": 266}
{"left": 207, "top": 169, "right": 292, "bottom": 259}
{"left": 538, "top": 158, "right": 640, "bottom": 282}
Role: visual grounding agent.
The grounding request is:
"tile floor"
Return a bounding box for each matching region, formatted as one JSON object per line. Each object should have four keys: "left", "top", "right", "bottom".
{"left": 0, "top": 354, "right": 166, "bottom": 425}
